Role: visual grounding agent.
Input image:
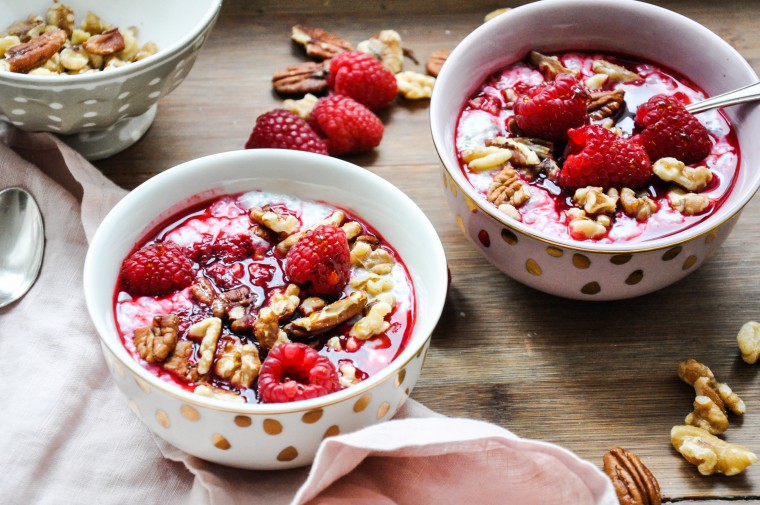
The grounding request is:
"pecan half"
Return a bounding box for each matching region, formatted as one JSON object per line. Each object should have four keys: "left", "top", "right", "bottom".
{"left": 284, "top": 291, "right": 367, "bottom": 338}
{"left": 588, "top": 89, "right": 626, "bottom": 120}
{"left": 272, "top": 60, "right": 329, "bottom": 95}
{"left": 291, "top": 25, "right": 352, "bottom": 60}
{"left": 6, "top": 28, "right": 66, "bottom": 73}
{"left": 425, "top": 49, "right": 451, "bottom": 77}
{"left": 603, "top": 447, "right": 661, "bottom": 505}
{"left": 3, "top": 16, "right": 44, "bottom": 43}
{"left": 84, "top": 27, "right": 125, "bottom": 56}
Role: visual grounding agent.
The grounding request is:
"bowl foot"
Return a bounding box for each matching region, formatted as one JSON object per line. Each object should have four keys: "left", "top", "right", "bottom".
{"left": 59, "top": 104, "right": 158, "bottom": 161}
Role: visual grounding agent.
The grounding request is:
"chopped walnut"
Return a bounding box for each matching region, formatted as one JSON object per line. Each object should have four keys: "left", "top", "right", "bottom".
{"left": 272, "top": 61, "right": 329, "bottom": 96}
{"left": 584, "top": 73, "right": 609, "bottom": 90}
{"left": 668, "top": 189, "right": 710, "bottom": 215}
{"left": 268, "top": 284, "right": 301, "bottom": 320}
{"left": 529, "top": 51, "right": 577, "bottom": 80}
{"left": 620, "top": 188, "right": 657, "bottom": 221}
{"left": 188, "top": 317, "right": 222, "bottom": 375}
{"left": 357, "top": 29, "right": 404, "bottom": 74}
{"left": 211, "top": 286, "right": 254, "bottom": 322}
{"left": 591, "top": 59, "right": 641, "bottom": 83}
{"left": 132, "top": 41, "right": 157, "bottom": 62}
{"left": 282, "top": 93, "right": 319, "bottom": 120}
{"left": 567, "top": 208, "right": 609, "bottom": 240}
{"left": 254, "top": 307, "right": 283, "bottom": 350}
{"left": 194, "top": 385, "right": 245, "bottom": 403}
{"left": 4, "top": 15, "right": 44, "bottom": 43}
{"left": 685, "top": 395, "right": 729, "bottom": 435}
{"left": 737, "top": 321, "right": 760, "bottom": 364}
{"left": 326, "top": 336, "right": 342, "bottom": 351}
{"left": 45, "top": 2, "right": 75, "bottom": 35}
{"left": 250, "top": 207, "right": 299, "bottom": 236}
{"left": 350, "top": 272, "right": 394, "bottom": 296}
{"left": 276, "top": 210, "right": 345, "bottom": 255}
{"left": 59, "top": 46, "right": 89, "bottom": 71}
{"left": 486, "top": 136, "right": 549, "bottom": 166}
{"left": 133, "top": 314, "right": 179, "bottom": 364}
{"left": 300, "top": 296, "right": 326, "bottom": 316}
{"left": 341, "top": 221, "right": 363, "bottom": 241}
{"left": 350, "top": 293, "right": 394, "bottom": 340}
{"left": 215, "top": 338, "right": 261, "bottom": 389}
{"left": 498, "top": 203, "right": 522, "bottom": 221}
{"left": 339, "top": 362, "right": 361, "bottom": 388}
{"left": 190, "top": 277, "right": 216, "bottom": 306}
{"left": 653, "top": 157, "right": 712, "bottom": 191}
{"left": 484, "top": 8, "right": 511, "bottom": 22}
{"left": 80, "top": 11, "right": 107, "bottom": 35}
{"left": 678, "top": 359, "right": 745, "bottom": 416}
{"left": 163, "top": 340, "right": 200, "bottom": 382}
{"left": 291, "top": 25, "right": 351, "bottom": 60}
{"left": 461, "top": 146, "right": 512, "bottom": 172}
{"left": 573, "top": 187, "right": 618, "bottom": 216}
{"left": 671, "top": 425, "right": 757, "bottom": 476}
{"left": 487, "top": 164, "right": 531, "bottom": 208}
{"left": 396, "top": 71, "right": 435, "bottom": 100}
{"left": 350, "top": 241, "right": 396, "bottom": 275}
{"left": 284, "top": 291, "right": 367, "bottom": 338}
{"left": 0, "top": 36, "right": 21, "bottom": 58}
{"left": 588, "top": 89, "right": 626, "bottom": 120}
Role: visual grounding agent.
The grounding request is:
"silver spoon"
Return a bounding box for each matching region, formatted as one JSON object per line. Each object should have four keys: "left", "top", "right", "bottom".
{"left": 686, "top": 81, "right": 760, "bottom": 114}
{"left": 0, "top": 187, "right": 44, "bottom": 308}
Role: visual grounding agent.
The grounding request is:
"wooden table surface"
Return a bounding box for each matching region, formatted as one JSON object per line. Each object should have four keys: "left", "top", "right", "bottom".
{"left": 95, "top": 1, "right": 760, "bottom": 502}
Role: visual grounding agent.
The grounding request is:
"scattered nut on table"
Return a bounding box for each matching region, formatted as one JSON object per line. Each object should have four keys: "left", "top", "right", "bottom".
{"left": 671, "top": 425, "right": 757, "bottom": 476}
{"left": 603, "top": 446, "right": 661, "bottom": 505}
{"left": 737, "top": 320, "right": 760, "bottom": 364}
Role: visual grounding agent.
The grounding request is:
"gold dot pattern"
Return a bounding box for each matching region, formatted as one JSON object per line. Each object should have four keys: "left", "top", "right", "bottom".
{"left": 581, "top": 282, "right": 601, "bottom": 295}
{"left": 180, "top": 405, "right": 200, "bottom": 421}
{"left": 442, "top": 171, "right": 448, "bottom": 189}
{"left": 705, "top": 229, "right": 719, "bottom": 243}
{"left": 134, "top": 377, "right": 151, "bottom": 394}
{"left": 610, "top": 254, "right": 632, "bottom": 265}
{"left": 277, "top": 446, "right": 298, "bottom": 462}
{"left": 213, "top": 433, "right": 231, "bottom": 450}
{"left": 128, "top": 399, "right": 140, "bottom": 417}
{"left": 625, "top": 270, "right": 644, "bottom": 285}
{"left": 501, "top": 228, "right": 518, "bottom": 245}
{"left": 662, "top": 246, "right": 682, "bottom": 261}
{"left": 263, "top": 419, "right": 283, "bottom": 435}
{"left": 572, "top": 254, "right": 590, "bottom": 269}
{"left": 450, "top": 178, "right": 458, "bottom": 197}
{"left": 323, "top": 425, "right": 340, "bottom": 439}
{"left": 377, "top": 402, "right": 391, "bottom": 419}
{"left": 397, "top": 389, "right": 410, "bottom": 411}
{"left": 353, "top": 394, "right": 372, "bottom": 413}
{"left": 395, "top": 368, "right": 406, "bottom": 388}
{"left": 682, "top": 255, "right": 697, "bottom": 270}
{"left": 546, "top": 246, "right": 564, "bottom": 258}
{"left": 464, "top": 194, "right": 478, "bottom": 212}
{"left": 456, "top": 215, "right": 465, "bottom": 234}
{"left": 302, "top": 409, "right": 323, "bottom": 424}
{"left": 525, "top": 259, "right": 542, "bottom": 276}
{"left": 234, "top": 415, "right": 252, "bottom": 427}
{"left": 155, "top": 409, "right": 170, "bottom": 428}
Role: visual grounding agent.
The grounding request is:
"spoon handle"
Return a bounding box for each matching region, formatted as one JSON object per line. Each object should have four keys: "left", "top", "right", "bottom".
{"left": 686, "top": 81, "right": 760, "bottom": 114}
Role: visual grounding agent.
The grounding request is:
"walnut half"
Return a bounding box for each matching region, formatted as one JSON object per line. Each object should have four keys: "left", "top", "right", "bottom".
{"left": 671, "top": 425, "right": 757, "bottom": 476}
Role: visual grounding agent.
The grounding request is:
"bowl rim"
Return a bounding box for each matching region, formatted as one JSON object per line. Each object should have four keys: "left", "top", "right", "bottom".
{"left": 84, "top": 148, "right": 449, "bottom": 414}
{"left": 430, "top": 0, "right": 760, "bottom": 254}
{"left": 0, "top": 0, "right": 222, "bottom": 85}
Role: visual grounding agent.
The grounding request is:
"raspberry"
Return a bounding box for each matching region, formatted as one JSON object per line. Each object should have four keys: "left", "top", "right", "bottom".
{"left": 634, "top": 94, "right": 711, "bottom": 164}
{"left": 309, "top": 95, "right": 384, "bottom": 155}
{"left": 513, "top": 73, "right": 590, "bottom": 142}
{"left": 285, "top": 224, "right": 350, "bottom": 297}
{"left": 190, "top": 233, "right": 254, "bottom": 264}
{"left": 327, "top": 51, "right": 398, "bottom": 110}
{"left": 244, "top": 109, "right": 328, "bottom": 155}
{"left": 257, "top": 343, "right": 341, "bottom": 403}
{"left": 120, "top": 242, "right": 196, "bottom": 296}
{"left": 560, "top": 125, "right": 652, "bottom": 190}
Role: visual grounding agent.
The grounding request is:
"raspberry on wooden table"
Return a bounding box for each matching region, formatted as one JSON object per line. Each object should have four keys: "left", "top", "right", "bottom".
{"left": 634, "top": 94, "right": 712, "bottom": 164}
{"left": 560, "top": 125, "right": 652, "bottom": 190}
{"left": 327, "top": 50, "right": 398, "bottom": 110}
{"left": 513, "top": 73, "right": 590, "bottom": 142}
{"left": 120, "top": 242, "right": 196, "bottom": 297}
{"left": 245, "top": 109, "right": 329, "bottom": 155}
{"left": 285, "top": 224, "right": 351, "bottom": 297}
{"left": 257, "top": 342, "right": 341, "bottom": 403}
{"left": 309, "top": 95, "right": 384, "bottom": 155}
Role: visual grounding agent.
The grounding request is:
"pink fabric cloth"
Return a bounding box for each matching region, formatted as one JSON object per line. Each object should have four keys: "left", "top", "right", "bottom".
{"left": 0, "top": 125, "right": 618, "bottom": 505}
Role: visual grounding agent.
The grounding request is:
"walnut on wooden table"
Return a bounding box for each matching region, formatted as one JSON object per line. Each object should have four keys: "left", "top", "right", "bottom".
{"left": 737, "top": 321, "right": 760, "bottom": 364}
{"left": 671, "top": 425, "right": 757, "bottom": 476}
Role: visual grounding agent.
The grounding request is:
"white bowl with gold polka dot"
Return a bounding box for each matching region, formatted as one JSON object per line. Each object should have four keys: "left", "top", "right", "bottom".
{"left": 84, "top": 149, "right": 448, "bottom": 469}
{"left": 430, "top": 0, "right": 760, "bottom": 300}
{"left": 0, "top": 0, "right": 221, "bottom": 159}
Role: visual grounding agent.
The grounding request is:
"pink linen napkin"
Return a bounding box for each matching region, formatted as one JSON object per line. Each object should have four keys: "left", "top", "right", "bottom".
{"left": 0, "top": 125, "right": 618, "bottom": 505}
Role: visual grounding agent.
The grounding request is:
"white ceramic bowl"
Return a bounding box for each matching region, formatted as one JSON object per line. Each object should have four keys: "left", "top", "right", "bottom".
{"left": 430, "top": 0, "right": 760, "bottom": 300}
{"left": 83, "top": 149, "right": 448, "bottom": 469}
{"left": 0, "top": 0, "right": 221, "bottom": 159}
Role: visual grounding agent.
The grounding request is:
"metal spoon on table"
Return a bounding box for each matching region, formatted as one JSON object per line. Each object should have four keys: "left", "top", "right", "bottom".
{"left": 686, "top": 81, "right": 760, "bottom": 114}
{"left": 0, "top": 187, "right": 44, "bottom": 308}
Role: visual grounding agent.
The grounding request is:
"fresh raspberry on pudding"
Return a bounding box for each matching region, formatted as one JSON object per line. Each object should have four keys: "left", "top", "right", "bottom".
{"left": 120, "top": 242, "right": 196, "bottom": 297}
{"left": 328, "top": 50, "right": 398, "bottom": 110}
{"left": 634, "top": 94, "right": 712, "bottom": 164}
{"left": 257, "top": 342, "right": 341, "bottom": 403}
{"left": 309, "top": 95, "right": 384, "bottom": 155}
{"left": 513, "top": 73, "right": 590, "bottom": 142}
{"left": 245, "top": 109, "right": 329, "bottom": 155}
{"left": 285, "top": 224, "right": 351, "bottom": 297}
{"left": 560, "top": 125, "right": 652, "bottom": 190}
